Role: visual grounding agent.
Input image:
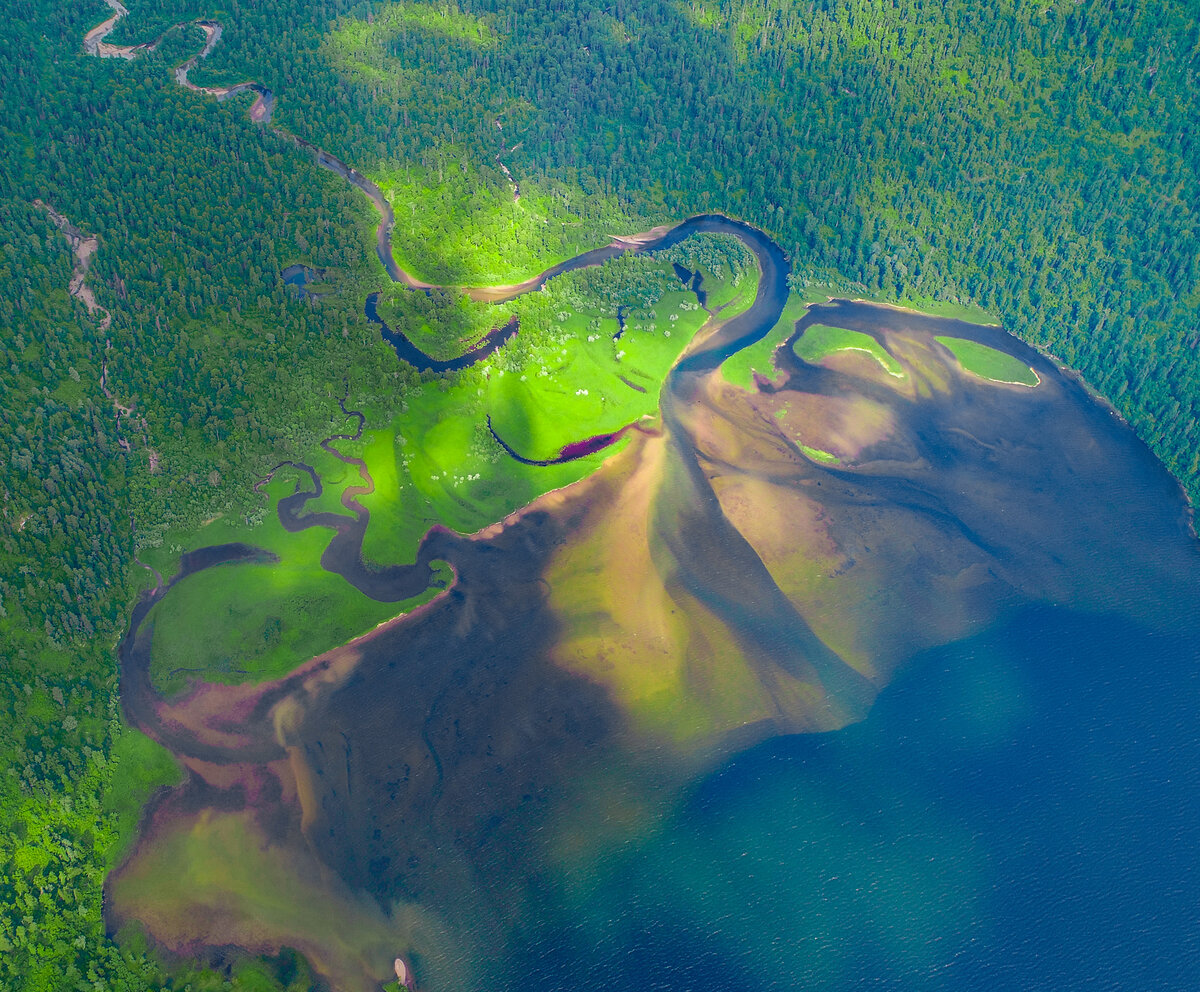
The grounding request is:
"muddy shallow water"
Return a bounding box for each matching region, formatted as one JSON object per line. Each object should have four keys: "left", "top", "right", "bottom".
{"left": 75, "top": 7, "right": 1199, "bottom": 984}
{"left": 110, "top": 214, "right": 1200, "bottom": 992}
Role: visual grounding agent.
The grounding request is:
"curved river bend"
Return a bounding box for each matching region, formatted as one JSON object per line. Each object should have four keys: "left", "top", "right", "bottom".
{"left": 85, "top": 9, "right": 1200, "bottom": 992}
{"left": 119, "top": 207, "right": 794, "bottom": 764}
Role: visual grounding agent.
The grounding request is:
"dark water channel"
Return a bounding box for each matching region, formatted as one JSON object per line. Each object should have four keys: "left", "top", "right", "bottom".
{"left": 359, "top": 213, "right": 788, "bottom": 378}
{"left": 81, "top": 15, "right": 1200, "bottom": 983}
{"left": 132, "top": 214, "right": 1200, "bottom": 992}
{"left": 364, "top": 293, "right": 519, "bottom": 373}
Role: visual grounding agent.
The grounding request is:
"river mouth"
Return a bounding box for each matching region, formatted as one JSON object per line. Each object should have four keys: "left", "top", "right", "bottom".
{"left": 109, "top": 217, "right": 1200, "bottom": 991}
{"left": 76, "top": 5, "right": 1200, "bottom": 988}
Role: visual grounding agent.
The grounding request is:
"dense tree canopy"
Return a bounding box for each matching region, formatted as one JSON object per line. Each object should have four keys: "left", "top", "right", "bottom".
{"left": 1, "top": 0, "right": 1197, "bottom": 986}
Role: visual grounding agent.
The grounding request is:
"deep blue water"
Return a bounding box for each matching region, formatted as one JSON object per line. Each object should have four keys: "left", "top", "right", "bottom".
{"left": 505, "top": 604, "right": 1200, "bottom": 991}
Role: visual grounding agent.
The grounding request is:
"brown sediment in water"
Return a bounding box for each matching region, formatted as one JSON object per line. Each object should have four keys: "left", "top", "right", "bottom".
{"left": 80, "top": 28, "right": 1200, "bottom": 968}
{"left": 110, "top": 308, "right": 1200, "bottom": 991}
{"left": 150, "top": 577, "right": 455, "bottom": 760}
{"left": 543, "top": 428, "right": 840, "bottom": 745}
{"left": 109, "top": 804, "right": 421, "bottom": 992}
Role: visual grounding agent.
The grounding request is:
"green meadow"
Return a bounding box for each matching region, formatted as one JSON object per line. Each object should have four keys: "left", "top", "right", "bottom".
{"left": 486, "top": 284, "right": 707, "bottom": 459}
{"left": 794, "top": 324, "right": 904, "bottom": 377}
{"left": 101, "top": 728, "right": 184, "bottom": 868}
{"left": 143, "top": 235, "right": 755, "bottom": 689}
{"left": 935, "top": 336, "right": 1038, "bottom": 386}
{"left": 352, "top": 376, "right": 617, "bottom": 565}
{"left": 143, "top": 467, "right": 446, "bottom": 698}
{"left": 355, "top": 242, "right": 753, "bottom": 562}
{"left": 798, "top": 444, "right": 842, "bottom": 465}
{"left": 720, "top": 292, "right": 811, "bottom": 389}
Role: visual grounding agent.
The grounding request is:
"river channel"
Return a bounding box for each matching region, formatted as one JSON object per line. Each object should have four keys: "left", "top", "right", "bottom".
{"left": 86, "top": 8, "right": 1200, "bottom": 992}
{"left": 111, "top": 203, "right": 1200, "bottom": 992}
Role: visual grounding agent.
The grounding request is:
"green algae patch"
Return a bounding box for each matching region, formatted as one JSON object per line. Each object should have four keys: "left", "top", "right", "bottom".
{"left": 798, "top": 444, "right": 841, "bottom": 465}
{"left": 794, "top": 324, "right": 903, "bottom": 377}
{"left": 935, "top": 336, "right": 1038, "bottom": 386}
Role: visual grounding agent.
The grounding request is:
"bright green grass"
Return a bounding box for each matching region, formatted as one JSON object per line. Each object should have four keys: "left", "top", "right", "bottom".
{"left": 794, "top": 324, "right": 903, "bottom": 377}
{"left": 696, "top": 260, "right": 759, "bottom": 315}
{"left": 101, "top": 727, "right": 183, "bottom": 868}
{"left": 935, "top": 336, "right": 1039, "bottom": 386}
{"left": 798, "top": 444, "right": 841, "bottom": 465}
{"left": 282, "top": 437, "right": 363, "bottom": 518}
{"left": 487, "top": 287, "right": 707, "bottom": 460}
{"left": 143, "top": 239, "right": 744, "bottom": 688}
{"left": 51, "top": 374, "right": 87, "bottom": 406}
{"left": 136, "top": 441, "right": 358, "bottom": 581}
{"left": 721, "top": 291, "right": 812, "bottom": 389}
{"left": 357, "top": 252, "right": 749, "bottom": 563}
{"left": 145, "top": 470, "right": 446, "bottom": 697}
{"left": 356, "top": 373, "right": 629, "bottom": 566}
{"left": 146, "top": 553, "right": 440, "bottom": 698}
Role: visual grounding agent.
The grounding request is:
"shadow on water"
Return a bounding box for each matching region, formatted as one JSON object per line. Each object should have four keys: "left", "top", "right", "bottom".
{"left": 115, "top": 213, "right": 1200, "bottom": 992}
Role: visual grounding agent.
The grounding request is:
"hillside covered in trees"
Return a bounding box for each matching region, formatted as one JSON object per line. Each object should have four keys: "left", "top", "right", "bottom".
{"left": 1, "top": 0, "right": 1197, "bottom": 987}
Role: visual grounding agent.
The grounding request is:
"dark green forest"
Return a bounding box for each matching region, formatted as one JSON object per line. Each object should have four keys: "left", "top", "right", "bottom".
{"left": 1, "top": 0, "right": 1197, "bottom": 987}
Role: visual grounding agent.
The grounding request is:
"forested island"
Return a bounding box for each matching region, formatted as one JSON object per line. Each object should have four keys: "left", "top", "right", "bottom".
{"left": 2, "top": 1, "right": 1199, "bottom": 990}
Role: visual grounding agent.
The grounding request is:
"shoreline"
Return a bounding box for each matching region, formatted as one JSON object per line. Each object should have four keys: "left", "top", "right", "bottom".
{"left": 842, "top": 295, "right": 1001, "bottom": 327}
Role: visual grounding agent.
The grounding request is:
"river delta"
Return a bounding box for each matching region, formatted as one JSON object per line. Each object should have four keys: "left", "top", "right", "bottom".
{"left": 72, "top": 4, "right": 1200, "bottom": 991}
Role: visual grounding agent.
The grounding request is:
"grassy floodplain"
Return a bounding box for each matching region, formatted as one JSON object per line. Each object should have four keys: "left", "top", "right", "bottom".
{"left": 356, "top": 240, "right": 758, "bottom": 561}
{"left": 487, "top": 282, "right": 707, "bottom": 458}
{"left": 143, "top": 466, "right": 449, "bottom": 698}
{"left": 935, "top": 336, "right": 1039, "bottom": 386}
{"left": 797, "top": 444, "right": 842, "bottom": 465}
{"left": 101, "top": 729, "right": 183, "bottom": 867}
{"left": 794, "top": 324, "right": 905, "bottom": 377}
{"left": 350, "top": 376, "right": 619, "bottom": 566}
{"left": 144, "top": 235, "right": 757, "bottom": 689}
{"left": 719, "top": 291, "right": 811, "bottom": 388}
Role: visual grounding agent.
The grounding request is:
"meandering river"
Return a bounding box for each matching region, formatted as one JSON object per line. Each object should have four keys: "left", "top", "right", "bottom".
{"left": 86, "top": 7, "right": 1200, "bottom": 992}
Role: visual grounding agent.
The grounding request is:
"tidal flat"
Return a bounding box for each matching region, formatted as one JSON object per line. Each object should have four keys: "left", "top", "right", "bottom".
{"left": 110, "top": 221, "right": 1200, "bottom": 992}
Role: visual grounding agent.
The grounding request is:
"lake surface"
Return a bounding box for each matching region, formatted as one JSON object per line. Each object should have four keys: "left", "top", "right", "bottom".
{"left": 111, "top": 216, "right": 1200, "bottom": 992}
{"left": 500, "top": 601, "right": 1200, "bottom": 992}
